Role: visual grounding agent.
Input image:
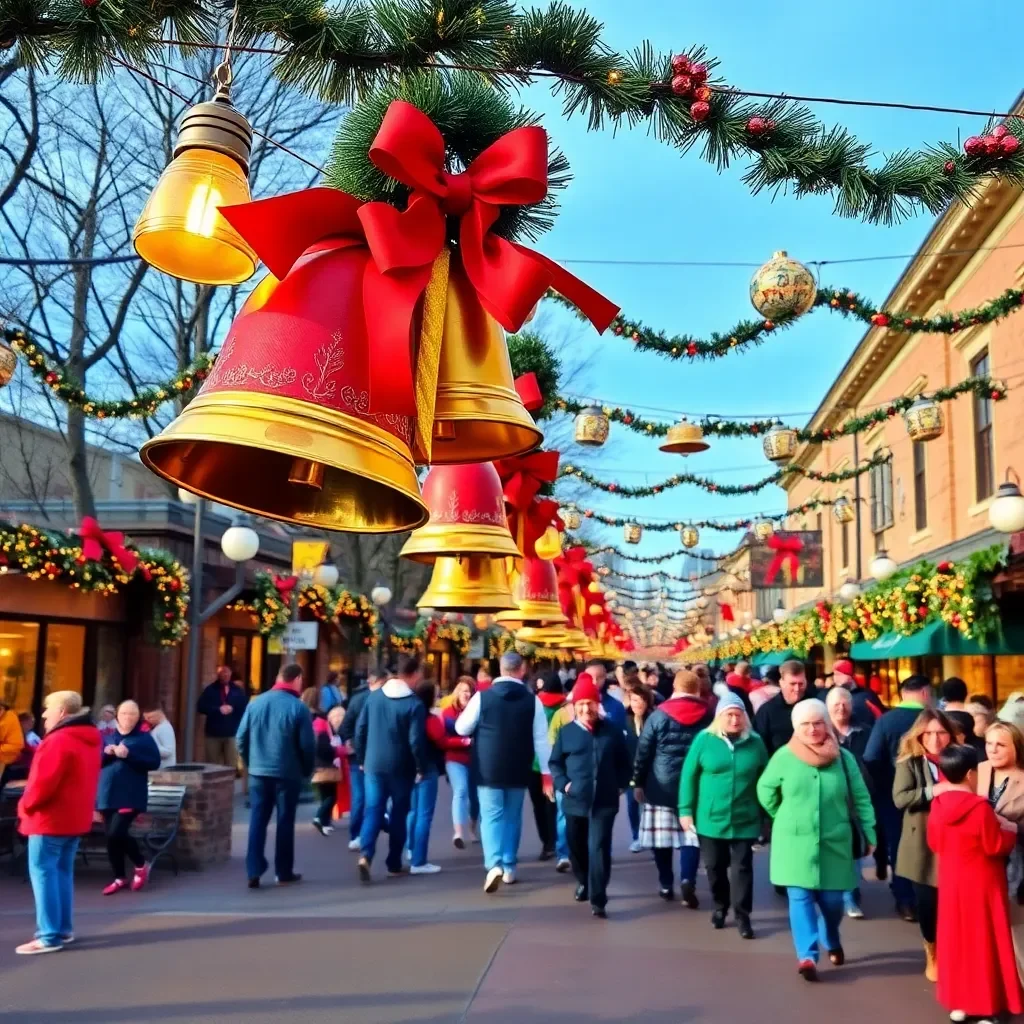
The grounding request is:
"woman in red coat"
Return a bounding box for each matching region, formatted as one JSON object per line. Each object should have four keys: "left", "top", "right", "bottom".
{"left": 927, "top": 743, "right": 1023, "bottom": 1022}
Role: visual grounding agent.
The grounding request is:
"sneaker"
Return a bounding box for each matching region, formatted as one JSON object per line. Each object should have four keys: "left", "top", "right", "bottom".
{"left": 629, "top": 839, "right": 643, "bottom": 853}
{"left": 502, "top": 869, "right": 517, "bottom": 885}
{"left": 711, "top": 909, "right": 726, "bottom": 930}
{"left": 275, "top": 874, "right": 302, "bottom": 885}
{"left": 453, "top": 835, "right": 466, "bottom": 850}
{"left": 103, "top": 879, "right": 128, "bottom": 896}
{"left": 131, "top": 863, "right": 151, "bottom": 892}
{"left": 828, "top": 946, "right": 845, "bottom": 967}
{"left": 484, "top": 866, "right": 503, "bottom": 893}
{"left": 592, "top": 906, "right": 607, "bottom": 919}
{"left": 846, "top": 902, "right": 865, "bottom": 919}
{"left": 538, "top": 847, "right": 554, "bottom": 862}
{"left": 387, "top": 866, "right": 409, "bottom": 878}
{"left": 16, "top": 939, "right": 63, "bottom": 955}
{"left": 555, "top": 858, "right": 571, "bottom": 874}
{"left": 347, "top": 838, "right": 361, "bottom": 851}
{"left": 358, "top": 857, "right": 371, "bottom": 883}
{"left": 680, "top": 882, "right": 699, "bottom": 910}
{"left": 798, "top": 960, "right": 818, "bottom": 982}
{"left": 949, "top": 1013, "right": 967, "bottom": 1024}
{"left": 312, "top": 819, "right": 334, "bottom": 837}
{"left": 659, "top": 887, "right": 675, "bottom": 902}
{"left": 410, "top": 863, "right": 442, "bottom": 875}
{"left": 737, "top": 914, "right": 755, "bottom": 940}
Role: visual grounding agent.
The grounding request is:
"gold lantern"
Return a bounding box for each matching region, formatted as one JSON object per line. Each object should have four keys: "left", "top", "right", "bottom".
{"left": 903, "top": 396, "right": 944, "bottom": 442}
{"left": 832, "top": 494, "right": 856, "bottom": 524}
{"left": 763, "top": 421, "right": 799, "bottom": 463}
{"left": 575, "top": 405, "right": 609, "bottom": 447}
{"left": 659, "top": 419, "right": 709, "bottom": 455}
{"left": 560, "top": 507, "right": 582, "bottom": 531}
{"left": 0, "top": 337, "right": 16, "bottom": 389}
{"left": 753, "top": 518, "right": 774, "bottom": 542}
{"left": 624, "top": 522, "right": 642, "bottom": 544}
{"left": 749, "top": 251, "right": 816, "bottom": 320}
{"left": 133, "top": 64, "right": 257, "bottom": 286}
{"left": 680, "top": 524, "right": 699, "bottom": 548}
{"left": 417, "top": 555, "right": 517, "bottom": 612}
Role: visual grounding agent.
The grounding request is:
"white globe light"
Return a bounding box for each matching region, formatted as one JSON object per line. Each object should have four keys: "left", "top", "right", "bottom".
{"left": 177, "top": 487, "right": 199, "bottom": 505}
{"left": 221, "top": 524, "right": 259, "bottom": 562}
{"left": 371, "top": 585, "right": 393, "bottom": 607}
{"left": 990, "top": 480, "right": 1024, "bottom": 533}
{"left": 313, "top": 563, "right": 339, "bottom": 588}
{"left": 838, "top": 580, "right": 861, "bottom": 602}
{"left": 869, "top": 549, "right": 898, "bottom": 581}
{"left": 773, "top": 602, "right": 788, "bottom": 624}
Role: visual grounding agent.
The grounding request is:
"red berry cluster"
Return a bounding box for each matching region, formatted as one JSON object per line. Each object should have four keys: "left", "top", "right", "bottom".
{"left": 870, "top": 313, "right": 890, "bottom": 327}
{"left": 746, "top": 115, "right": 777, "bottom": 138}
{"left": 670, "top": 54, "right": 712, "bottom": 122}
{"left": 964, "top": 124, "right": 1020, "bottom": 158}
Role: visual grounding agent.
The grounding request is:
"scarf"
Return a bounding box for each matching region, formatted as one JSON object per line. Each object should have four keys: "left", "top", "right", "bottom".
{"left": 924, "top": 751, "right": 947, "bottom": 782}
{"left": 787, "top": 733, "right": 840, "bottom": 768}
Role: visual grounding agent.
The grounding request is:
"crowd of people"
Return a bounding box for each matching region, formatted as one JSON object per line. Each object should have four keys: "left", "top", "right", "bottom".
{"left": 10, "top": 654, "right": 1024, "bottom": 1022}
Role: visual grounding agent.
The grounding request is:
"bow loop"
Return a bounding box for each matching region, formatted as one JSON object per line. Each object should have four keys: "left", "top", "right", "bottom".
{"left": 78, "top": 516, "right": 139, "bottom": 575}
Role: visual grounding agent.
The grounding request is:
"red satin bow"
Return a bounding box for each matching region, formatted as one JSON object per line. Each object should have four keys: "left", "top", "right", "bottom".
{"left": 220, "top": 101, "right": 618, "bottom": 417}
{"left": 495, "top": 450, "right": 561, "bottom": 557}
{"left": 273, "top": 574, "right": 299, "bottom": 601}
{"left": 78, "top": 517, "right": 138, "bottom": 575}
{"left": 514, "top": 372, "right": 543, "bottom": 412}
{"left": 764, "top": 534, "right": 804, "bottom": 585}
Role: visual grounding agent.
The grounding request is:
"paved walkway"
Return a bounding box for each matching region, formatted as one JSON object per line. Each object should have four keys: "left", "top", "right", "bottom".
{"left": 0, "top": 794, "right": 942, "bottom": 1023}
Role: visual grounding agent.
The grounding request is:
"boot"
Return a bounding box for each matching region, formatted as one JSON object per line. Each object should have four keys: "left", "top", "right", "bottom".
{"left": 924, "top": 940, "right": 938, "bottom": 982}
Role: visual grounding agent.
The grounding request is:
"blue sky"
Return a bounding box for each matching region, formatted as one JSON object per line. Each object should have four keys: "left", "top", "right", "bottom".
{"left": 519, "top": 0, "right": 1024, "bottom": 584}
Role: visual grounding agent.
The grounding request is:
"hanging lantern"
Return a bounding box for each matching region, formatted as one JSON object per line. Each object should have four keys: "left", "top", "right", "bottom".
{"left": 575, "top": 405, "right": 610, "bottom": 447}
{"left": 417, "top": 555, "right": 516, "bottom": 612}
{"left": 133, "top": 64, "right": 257, "bottom": 286}
{"left": 559, "top": 507, "right": 582, "bottom": 531}
{"left": 624, "top": 523, "right": 642, "bottom": 544}
{"left": 472, "top": 612, "right": 491, "bottom": 630}
{"left": 749, "top": 250, "right": 816, "bottom": 320}
{"left": 903, "top": 396, "right": 944, "bottom": 443}
{"left": 869, "top": 548, "right": 897, "bottom": 581}
{"left": 990, "top": 472, "right": 1024, "bottom": 533}
{"left": 680, "top": 524, "right": 699, "bottom": 548}
{"left": 0, "top": 337, "right": 16, "bottom": 389}
{"left": 493, "top": 555, "right": 568, "bottom": 628}
{"left": 762, "top": 421, "right": 799, "bottom": 463}
{"left": 832, "top": 494, "right": 856, "bottom": 524}
{"left": 752, "top": 518, "right": 774, "bottom": 542}
{"left": 534, "top": 525, "right": 563, "bottom": 561}
{"left": 659, "top": 419, "right": 709, "bottom": 455}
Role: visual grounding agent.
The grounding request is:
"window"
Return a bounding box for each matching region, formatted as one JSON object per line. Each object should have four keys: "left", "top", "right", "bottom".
{"left": 0, "top": 622, "right": 40, "bottom": 715}
{"left": 913, "top": 440, "right": 927, "bottom": 531}
{"left": 870, "top": 447, "right": 894, "bottom": 533}
{"left": 841, "top": 520, "right": 850, "bottom": 569}
{"left": 42, "top": 623, "right": 86, "bottom": 702}
{"left": 972, "top": 349, "right": 995, "bottom": 501}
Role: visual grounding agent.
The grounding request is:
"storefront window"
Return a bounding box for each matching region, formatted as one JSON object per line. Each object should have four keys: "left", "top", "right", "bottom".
{"left": 0, "top": 622, "right": 39, "bottom": 714}
{"left": 994, "top": 656, "right": 1024, "bottom": 704}
{"left": 94, "top": 624, "right": 125, "bottom": 712}
{"left": 43, "top": 623, "right": 86, "bottom": 701}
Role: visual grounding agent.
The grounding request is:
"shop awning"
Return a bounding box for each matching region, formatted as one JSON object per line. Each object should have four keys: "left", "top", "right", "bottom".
{"left": 754, "top": 649, "right": 803, "bottom": 666}
{"left": 849, "top": 620, "right": 1024, "bottom": 660}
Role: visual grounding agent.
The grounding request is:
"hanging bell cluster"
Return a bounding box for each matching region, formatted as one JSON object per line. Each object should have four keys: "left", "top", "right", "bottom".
{"left": 494, "top": 556, "right": 568, "bottom": 631}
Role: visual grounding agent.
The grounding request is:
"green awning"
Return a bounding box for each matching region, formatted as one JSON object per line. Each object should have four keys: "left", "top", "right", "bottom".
{"left": 756, "top": 649, "right": 803, "bottom": 666}
{"left": 849, "top": 620, "right": 1024, "bottom": 660}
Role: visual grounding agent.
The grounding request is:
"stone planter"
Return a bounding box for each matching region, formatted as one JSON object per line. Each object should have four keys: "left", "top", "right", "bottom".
{"left": 149, "top": 763, "right": 234, "bottom": 871}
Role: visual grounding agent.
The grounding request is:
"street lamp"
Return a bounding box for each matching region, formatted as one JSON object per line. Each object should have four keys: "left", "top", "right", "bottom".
{"left": 869, "top": 548, "right": 897, "bottom": 581}
{"left": 773, "top": 600, "right": 787, "bottom": 624}
{"left": 838, "top": 580, "right": 861, "bottom": 603}
{"left": 990, "top": 470, "right": 1024, "bottom": 533}
{"left": 371, "top": 585, "right": 393, "bottom": 671}
{"left": 221, "top": 523, "right": 259, "bottom": 562}
{"left": 313, "top": 562, "right": 340, "bottom": 589}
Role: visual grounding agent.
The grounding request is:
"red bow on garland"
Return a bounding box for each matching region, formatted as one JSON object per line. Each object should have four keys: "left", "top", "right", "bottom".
{"left": 494, "top": 449, "right": 561, "bottom": 557}
{"left": 764, "top": 533, "right": 804, "bottom": 586}
{"left": 220, "top": 102, "right": 618, "bottom": 417}
{"left": 272, "top": 574, "right": 299, "bottom": 601}
{"left": 513, "top": 372, "right": 543, "bottom": 412}
{"left": 78, "top": 517, "right": 138, "bottom": 575}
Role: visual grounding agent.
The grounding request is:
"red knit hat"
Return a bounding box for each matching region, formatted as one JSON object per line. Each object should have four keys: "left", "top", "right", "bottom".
{"left": 571, "top": 672, "right": 600, "bottom": 704}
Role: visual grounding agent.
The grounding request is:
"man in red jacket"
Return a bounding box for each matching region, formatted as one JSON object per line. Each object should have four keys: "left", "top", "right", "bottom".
{"left": 16, "top": 690, "right": 101, "bottom": 955}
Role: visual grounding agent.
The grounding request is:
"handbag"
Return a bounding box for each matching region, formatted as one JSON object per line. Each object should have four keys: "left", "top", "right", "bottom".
{"left": 838, "top": 750, "right": 868, "bottom": 860}
{"left": 311, "top": 765, "right": 342, "bottom": 784}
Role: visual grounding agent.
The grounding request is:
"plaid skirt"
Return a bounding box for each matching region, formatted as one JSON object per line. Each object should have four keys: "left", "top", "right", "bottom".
{"left": 639, "top": 804, "right": 688, "bottom": 850}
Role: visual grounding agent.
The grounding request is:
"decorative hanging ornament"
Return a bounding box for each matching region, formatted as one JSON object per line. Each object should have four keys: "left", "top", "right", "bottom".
{"left": 0, "top": 337, "right": 16, "bottom": 389}
{"left": 559, "top": 507, "right": 582, "bottom": 531}
{"left": 752, "top": 518, "right": 774, "bottom": 542}
{"left": 132, "top": 62, "right": 257, "bottom": 286}
{"left": 990, "top": 471, "right": 1024, "bottom": 533}
{"left": 762, "top": 421, "right": 799, "bottom": 463}
{"left": 750, "top": 251, "right": 817, "bottom": 320}
{"left": 658, "top": 418, "right": 709, "bottom": 455}
{"left": 680, "top": 524, "right": 699, "bottom": 548}
{"left": 832, "top": 494, "right": 856, "bottom": 524}
{"left": 624, "top": 522, "right": 642, "bottom": 544}
{"left": 417, "top": 555, "right": 517, "bottom": 612}
{"left": 903, "top": 395, "right": 944, "bottom": 442}
{"left": 575, "top": 404, "right": 610, "bottom": 447}
{"left": 534, "top": 524, "right": 563, "bottom": 561}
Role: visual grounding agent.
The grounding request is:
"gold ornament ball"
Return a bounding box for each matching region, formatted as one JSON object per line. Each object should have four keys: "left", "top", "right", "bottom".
{"left": 534, "top": 525, "right": 562, "bottom": 561}
{"left": 680, "top": 525, "right": 699, "bottom": 548}
{"left": 559, "top": 507, "right": 582, "bottom": 531}
{"left": 0, "top": 339, "right": 17, "bottom": 389}
{"left": 750, "top": 251, "right": 817, "bottom": 320}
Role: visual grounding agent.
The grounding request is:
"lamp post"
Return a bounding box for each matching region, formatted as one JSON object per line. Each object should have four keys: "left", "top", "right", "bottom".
{"left": 371, "top": 585, "right": 393, "bottom": 671}
{"left": 183, "top": 497, "right": 260, "bottom": 761}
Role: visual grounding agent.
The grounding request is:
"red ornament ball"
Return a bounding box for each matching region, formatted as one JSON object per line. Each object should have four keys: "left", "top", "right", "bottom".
{"left": 943, "top": 160, "right": 955, "bottom": 175}
{"left": 671, "top": 74, "right": 693, "bottom": 97}
{"left": 984, "top": 135, "right": 1002, "bottom": 155}
{"left": 694, "top": 85, "right": 712, "bottom": 103}
{"left": 690, "top": 100, "right": 711, "bottom": 122}
{"left": 886, "top": 406, "right": 896, "bottom": 417}
{"left": 992, "top": 390, "right": 1002, "bottom": 400}
{"left": 1001, "top": 135, "right": 1021, "bottom": 156}
{"left": 45, "top": 372, "right": 59, "bottom": 384}
{"left": 164, "top": 612, "right": 176, "bottom": 621}
{"left": 689, "top": 63, "right": 708, "bottom": 84}
{"left": 903, "top": 318, "right": 913, "bottom": 327}
{"left": 993, "top": 124, "right": 1009, "bottom": 139}
{"left": 670, "top": 53, "right": 691, "bottom": 74}
{"left": 747, "top": 115, "right": 769, "bottom": 136}
{"left": 763, "top": 320, "right": 775, "bottom": 331}
{"left": 870, "top": 313, "right": 890, "bottom": 327}
{"left": 829, "top": 298, "right": 840, "bottom": 308}
{"left": 82, "top": 0, "right": 100, "bottom": 7}
{"left": 964, "top": 136, "right": 985, "bottom": 156}
{"left": 613, "top": 325, "right": 623, "bottom": 335}
{"left": 686, "top": 342, "right": 698, "bottom": 356}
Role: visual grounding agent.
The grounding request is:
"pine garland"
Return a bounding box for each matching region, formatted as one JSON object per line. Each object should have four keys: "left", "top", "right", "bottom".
{"left": 5, "top": 327, "right": 215, "bottom": 419}
{"left": 589, "top": 543, "right": 740, "bottom": 564}
{"left": 561, "top": 449, "right": 889, "bottom": 498}
{"left": 556, "top": 375, "right": 1007, "bottom": 443}
{"left": 389, "top": 618, "right": 472, "bottom": 655}
{"left": 0, "top": 521, "right": 189, "bottom": 645}
{"left": 561, "top": 497, "right": 836, "bottom": 532}
{"left": 5, "top": 1, "right": 1024, "bottom": 224}
{"left": 507, "top": 330, "right": 562, "bottom": 419}
{"left": 547, "top": 285, "right": 1024, "bottom": 363}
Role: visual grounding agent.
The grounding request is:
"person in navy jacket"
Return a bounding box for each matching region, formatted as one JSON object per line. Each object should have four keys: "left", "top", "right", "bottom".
{"left": 196, "top": 665, "right": 248, "bottom": 768}
{"left": 549, "top": 676, "right": 632, "bottom": 918}
{"left": 96, "top": 700, "right": 160, "bottom": 895}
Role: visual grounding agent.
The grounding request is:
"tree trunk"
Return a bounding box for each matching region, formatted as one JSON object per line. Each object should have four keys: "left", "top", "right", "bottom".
{"left": 66, "top": 403, "right": 96, "bottom": 519}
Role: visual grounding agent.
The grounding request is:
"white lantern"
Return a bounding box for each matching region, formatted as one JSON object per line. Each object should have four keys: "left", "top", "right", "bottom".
{"left": 221, "top": 524, "right": 259, "bottom": 562}
{"left": 773, "top": 601, "right": 787, "bottom": 624}
{"left": 838, "top": 580, "right": 860, "bottom": 603}
{"left": 990, "top": 477, "right": 1024, "bottom": 534}
{"left": 371, "top": 585, "right": 393, "bottom": 607}
{"left": 313, "top": 563, "right": 339, "bottom": 588}
{"left": 869, "top": 548, "right": 897, "bottom": 581}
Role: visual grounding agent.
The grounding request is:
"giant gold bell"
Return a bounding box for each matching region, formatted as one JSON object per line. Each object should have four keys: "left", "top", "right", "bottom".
{"left": 417, "top": 555, "right": 516, "bottom": 612}
{"left": 516, "top": 624, "right": 569, "bottom": 645}
{"left": 427, "top": 259, "right": 543, "bottom": 464}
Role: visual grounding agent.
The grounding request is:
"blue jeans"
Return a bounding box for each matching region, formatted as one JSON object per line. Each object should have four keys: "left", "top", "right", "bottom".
{"left": 360, "top": 772, "right": 413, "bottom": 873}
{"left": 554, "top": 790, "right": 569, "bottom": 861}
{"left": 625, "top": 788, "right": 640, "bottom": 841}
{"left": 787, "top": 887, "right": 845, "bottom": 962}
{"left": 477, "top": 785, "right": 525, "bottom": 871}
{"left": 654, "top": 844, "right": 700, "bottom": 889}
{"left": 247, "top": 776, "right": 300, "bottom": 881}
{"left": 27, "top": 835, "right": 79, "bottom": 947}
{"left": 348, "top": 761, "right": 365, "bottom": 842}
{"left": 447, "top": 761, "right": 472, "bottom": 830}
{"left": 406, "top": 774, "right": 439, "bottom": 867}
{"left": 844, "top": 888, "right": 861, "bottom": 912}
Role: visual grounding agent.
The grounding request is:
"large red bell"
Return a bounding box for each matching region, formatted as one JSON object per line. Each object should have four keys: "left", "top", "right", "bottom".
{"left": 494, "top": 555, "right": 567, "bottom": 628}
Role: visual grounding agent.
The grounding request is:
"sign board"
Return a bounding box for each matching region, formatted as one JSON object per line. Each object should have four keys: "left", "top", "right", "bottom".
{"left": 267, "top": 636, "right": 283, "bottom": 656}
{"left": 282, "top": 621, "right": 319, "bottom": 651}
{"left": 749, "top": 530, "right": 824, "bottom": 590}
{"left": 292, "top": 540, "right": 329, "bottom": 576}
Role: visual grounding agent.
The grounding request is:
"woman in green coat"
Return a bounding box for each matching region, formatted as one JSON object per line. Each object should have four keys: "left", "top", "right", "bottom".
{"left": 678, "top": 692, "right": 767, "bottom": 939}
{"left": 757, "top": 698, "right": 876, "bottom": 982}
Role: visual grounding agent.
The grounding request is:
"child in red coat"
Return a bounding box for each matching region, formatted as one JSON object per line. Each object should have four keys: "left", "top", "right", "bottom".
{"left": 927, "top": 743, "right": 1023, "bottom": 1023}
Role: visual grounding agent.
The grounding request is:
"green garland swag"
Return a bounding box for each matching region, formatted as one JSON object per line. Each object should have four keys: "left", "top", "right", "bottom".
{"left": 0, "top": 521, "right": 189, "bottom": 645}
{"left": 389, "top": 618, "right": 472, "bottom": 656}
{"left": 507, "top": 330, "right": 562, "bottom": 420}
{"left": 5, "top": 327, "right": 214, "bottom": 419}
{"left": 562, "top": 497, "right": 836, "bottom": 532}
{"left": 5, "top": 0, "right": 1024, "bottom": 225}
{"left": 561, "top": 449, "right": 889, "bottom": 498}
{"left": 589, "top": 542, "right": 741, "bottom": 565}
